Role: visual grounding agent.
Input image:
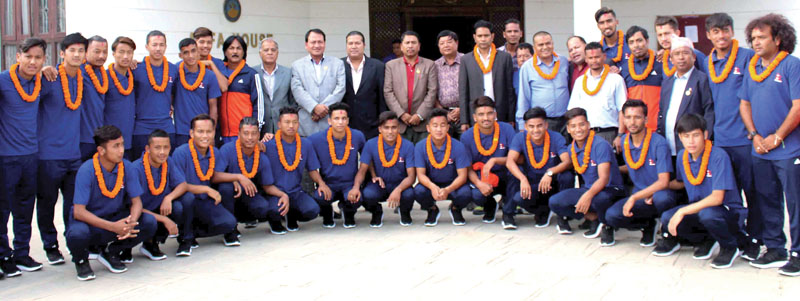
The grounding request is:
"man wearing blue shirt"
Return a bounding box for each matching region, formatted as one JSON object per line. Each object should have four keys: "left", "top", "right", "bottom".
{"left": 264, "top": 107, "right": 323, "bottom": 231}
{"left": 106, "top": 37, "right": 137, "bottom": 160}
{"left": 309, "top": 103, "right": 365, "bottom": 228}
{"left": 516, "top": 31, "right": 570, "bottom": 134}
{"left": 460, "top": 97, "right": 516, "bottom": 224}
{"left": 605, "top": 100, "right": 678, "bottom": 247}
{"left": 414, "top": 108, "right": 471, "bottom": 226}
{"left": 66, "top": 126, "right": 157, "bottom": 281}
{"left": 739, "top": 14, "right": 800, "bottom": 276}
{"left": 505, "top": 107, "right": 573, "bottom": 229}
{"left": 596, "top": 7, "right": 630, "bottom": 70}
{"left": 79, "top": 36, "right": 110, "bottom": 161}
{"left": 35, "top": 33, "right": 87, "bottom": 267}
{"left": 0, "top": 37, "right": 48, "bottom": 277}
{"left": 174, "top": 38, "right": 222, "bottom": 146}
{"left": 549, "top": 108, "right": 625, "bottom": 244}
{"left": 133, "top": 30, "right": 178, "bottom": 160}
{"left": 351, "top": 111, "right": 416, "bottom": 227}
{"left": 652, "top": 114, "right": 749, "bottom": 269}
{"left": 193, "top": 27, "right": 230, "bottom": 94}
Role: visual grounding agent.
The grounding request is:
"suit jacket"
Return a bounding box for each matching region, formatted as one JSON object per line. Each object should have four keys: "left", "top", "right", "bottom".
{"left": 383, "top": 57, "right": 438, "bottom": 133}
{"left": 342, "top": 56, "right": 386, "bottom": 139}
{"left": 656, "top": 68, "right": 714, "bottom": 152}
{"left": 459, "top": 50, "right": 515, "bottom": 125}
{"left": 254, "top": 64, "right": 294, "bottom": 136}
{"left": 290, "top": 55, "right": 346, "bottom": 136}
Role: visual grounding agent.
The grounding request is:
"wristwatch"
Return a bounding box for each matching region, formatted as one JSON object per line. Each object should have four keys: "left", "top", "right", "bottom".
{"left": 747, "top": 131, "right": 758, "bottom": 140}
{"left": 416, "top": 114, "right": 424, "bottom": 122}
{"left": 546, "top": 170, "right": 554, "bottom": 177}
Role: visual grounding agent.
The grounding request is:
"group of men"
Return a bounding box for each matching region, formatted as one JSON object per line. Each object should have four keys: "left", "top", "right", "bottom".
{"left": 0, "top": 6, "right": 798, "bottom": 282}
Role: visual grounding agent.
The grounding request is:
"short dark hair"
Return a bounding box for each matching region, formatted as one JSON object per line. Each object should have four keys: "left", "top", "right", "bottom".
{"left": 87, "top": 35, "right": 107, "bottom": 48}
{"left": 532, "top": 31, "right": 551, "bottom": 41}
{"left": 746, "top": 13, "right": 796, "bottom": 54}
{"left": 676, "top": 114, "right": 707, "bottom": 134}
{"left": 626, "top": 25, "right": 649, "bottom": 41}
{"left": 146, "top": 30, "right": 166, "bottom": 45}
{"left": 346, "top": 31, "right": 365, "bottom": 44}
{"left": 279, "top": 106, "right": 300, "bottom": 120}
{"left": 654, "top": 16, "right": 679, "bottom": 31}
{"left": 190, "top": 114, "right": 216, "bottom": 129}
{"left": 147, "top": 129, "right": 170, "bottom": 145}
{"left": 504, "top": 18, "right": 521, "bottom": 31}
{"left": 517, "top": 42, "right": 534, "bottom": 54}
{"left": 378, "top": 111, "right": 398, "bottom": 127}
{"left": 567, "top": 35, "right": 586, "bottom": 46}
{"left": 595, "top": 7, "right": 616, "bottom": 22}
{"left": 706, "top": 13, "right": 734, "bottom": 32}
{"left": 239, "top": 117, "right": 259, "bottom": 130}
{"left": 523, "top": 107, "right": 547, "bottom": 121}
{"left": 61, "top": 33, "right": 88, "bottom": 51}
{"left": 179, "top": 38, "right": 197, "bottom": 51}
{"left": 621, "top": 99, "right": 648, "bottom": 116}
{"left": 222, "top": 35, "right": 247, "bottom": 62}
{"left": 111, "top": 36, "right": 136, "bottom": 52}
{"left": 400, "top": 31, "right": 420, "bottom": 43}
{"left": 329, "top": 102, "right": 349, "bottom": 115}
{"left": 564, "top": 107, "right": 588, "bottom": 122}
{"left": 437, "top": 30, "right": 459, "bottom": 43}
{"left": 429, "top": 108, "right": 449, "bottom": 121}
{"left": 305, "top": 28, "right": 326, "bottom": 42}
{"left": 93, "top": 125, "right": 123, "bottom": 147}
{"left": 473, "top": 20, "right": 493, "bottom": 34}
{"left": 391, "top": 39, "right": 401, "bottom": 45}
{"left": 472, "top": 96, "right": 495, "bottom": 112}
{"left": 18, "top": 37, "right": 47, "bottom": 53}
{"left": 584, "top": 41, "right": 603, "bottom": 52}
{"left": 193, "top": 27, "right": 214, "bottom": 39}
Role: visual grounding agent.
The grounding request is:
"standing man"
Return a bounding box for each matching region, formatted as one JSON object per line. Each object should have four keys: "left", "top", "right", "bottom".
{"left": 36, "top": 33, "right": 87, "bottom": 266}
{"left": 517, "top": 31, "right": 570, "bottom": 134}
{"left": 459, "top": 20, "right": 515, "bottom": 131}
{"left": 106, "top": 37, "right": 137, "bottom": 160}
{"left": 383, "top": 39, "right": 402, "bottom": 64}
{"left": 133, "top": 30, "right": 177, "bottom": 160}
{"left": 620, "top": 26, "right": 663, "bottom": 131}
{"left": 193, "top": 27, "right": 230, "bottom": 93}
{"left": 255, "top": 38, "right": 294, "bottom": 138}
{"left": 499, "top": 18, "right": 524, "bottom": 70}
{"left": 342, "top": 31, "right": 386, "bottom": 139}
{"left": 434, "top": 30, "right": 463, "bottom": 137}
{"left": 291, "top": 28, "right": 346, "bottom": 137}
{"left": 384, "top": 31, "right": 438, "bottom": 143}
{"left": 739, "top": 14, "right": 800, "bottom": 276}
{"left": 219, "top": 35, "right": 258, "bottom": 143}
{"left": 80, "top": 36, "right": 110, "bottom": 161}
{"left": 654, "top": 16, "right": 707, "bottom": 75}
{"left": 656, "top": 36, "right": 714, "bottom": 158}
{"left": 0, "top": 38, "right": 48, "bottom": 276}
{"left": 596, "top": 7, "right": 630, "bottom": 70}
{"left": 568, "top": 42, "right": 627, "bottom": 146}
{"left": 513, "top": 43, "right": 534, "bottom": 96}
{"left": 173, "top": 38, "right": 222, "bottom": 146}
{"left": 567, "top": 36, "right": 588, "bottom": 92}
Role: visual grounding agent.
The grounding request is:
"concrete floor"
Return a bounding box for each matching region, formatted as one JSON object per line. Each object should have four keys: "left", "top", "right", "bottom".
{"left": 1, "top": 202, "right": 798, "bottom": 300}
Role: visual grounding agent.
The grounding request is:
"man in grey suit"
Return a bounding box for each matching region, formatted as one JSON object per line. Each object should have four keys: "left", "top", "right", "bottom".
{"left": 343, "top": 31, "right": 386, "bottom": 139}
{"left": 255, "top": 38, "right": 294, "bottom": 140}
{"left": 384, "top": 31, "right": 438, "bottom": 143}
{"left": 291, "top": 28, "right": 346, "bottom": 137}
{"left": 459, "top": 20, "right": 515, "bottom": 131}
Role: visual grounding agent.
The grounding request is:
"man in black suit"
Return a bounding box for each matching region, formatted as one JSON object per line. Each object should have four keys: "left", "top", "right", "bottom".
{"left": 657, "top": 36, "right": 714, "bottom": 159}
{"left": 343, "top": 31, "right": 386, "bottom": 139}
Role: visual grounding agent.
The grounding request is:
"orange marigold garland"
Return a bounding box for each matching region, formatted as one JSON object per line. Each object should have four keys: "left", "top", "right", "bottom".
{"left": 623, "top": 129, "right": 653, "bottom": 170}
{"left": 58, "top": 63, "right": 83, "bottom": 110}
{"left": 145, "top": 56, "right": 169, "bottom": 92}
{"left": 601, "top": 30, "right": 624, "bottom": 63}
{"left": 570, "top": 130, "right": 595, "bottom": 174}
{"left": 708, "top": 39, "right": 740, "bottom": 83}
{"left": 532, "top": 54, "right": 560, "bottom": 80}
{"left": 474, "top": 43, "right": 497, "bottom": 74}
{"left": 748, "top": 51, "right": 788, "bottom": 83}
{"left": 188, "top": 138, "right": 215, "bottom": 181}
{"left": 327, "top": 127, "right": 352, "bottom": 165}
{"left": 378, "top": 134, "right": 402, "bottom": 167}
{"left": 582, "top": 64, "right": 610, "bottom": 96}
{"left": 526, "top": 131, "right": 550, "bottom": 169}
{"left": 84, "top": 64, "right": 108, "bottom": 94}
{"left": 179, "top": 61, "right": 206, "bottom": 91}
{"left": 236, "top": 139, "right": 260, "bottom": 178}
{"left": 662, "top": 50, "right": 676, "bottom": 77}
{"left": 683, "top": 140, "right": 713, "bottom": 185}
{"left": 276, "top": 130, "right": 302, "bottom": 171}
{"left": 9, "top": 63, "right": 42, "bottom": 102}
{"left": 629, "top": 49, "right": 655, "bottom": 81}
{"left": 92, "top": 153, "right": 124, "bottom": 198}
{"left": 426, "top": 134, "right": 452, "bottom": 169}
{"left": 108, "top": 63, "right": 134, "bottom": 95}
{"left": 143, "top": 151, "right": 168, "bottom": 195}
{"left": 474, "top": 122, "right": 500, "bottom": 156}
{"left": 226, "top": 60, "right": 246, "bottom": 85}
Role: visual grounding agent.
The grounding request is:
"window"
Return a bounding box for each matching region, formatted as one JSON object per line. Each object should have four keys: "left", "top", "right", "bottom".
{"left": 1, "top": 0, "right": 65, "bottom": 69}
{"left": 38, "top": 0, "right": 48, "bottom": 34}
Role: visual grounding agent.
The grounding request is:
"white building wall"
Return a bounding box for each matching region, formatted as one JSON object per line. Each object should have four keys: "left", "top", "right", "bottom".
{"left": 524, "top": 0, "right": 574, "bottom": 55}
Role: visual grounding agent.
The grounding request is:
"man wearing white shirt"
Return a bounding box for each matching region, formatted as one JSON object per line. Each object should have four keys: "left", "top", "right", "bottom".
{"left": 342, "top": 31, "right": 386, "bottom": 139}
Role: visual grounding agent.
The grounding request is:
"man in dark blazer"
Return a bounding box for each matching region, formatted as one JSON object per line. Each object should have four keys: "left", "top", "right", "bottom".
{"left": 342, "top": 31, "right": 386, "bottom": 139}
{"left": 459, "top": 20, "right": 515, "bottom": 131}
{"left": 255, "top": 38, "right": 295, "bottom": 139}
{"left": 656, "top": 37, "right": 714, "bottom": 157}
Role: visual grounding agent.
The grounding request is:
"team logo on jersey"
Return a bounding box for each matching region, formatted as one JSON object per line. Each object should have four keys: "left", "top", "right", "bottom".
{"left": 624, "top": 53, "right": 630, "bottom": 60}
{"left": 199, "top": 83, "right": 205, "bottom": 89}
{"left": 447, "top": 158, "right": 454, "bottom": 165}
{"left": 775, "top": 74, "right": 783, "bottom": 83}
{"left": 169, "top": 76, "right": 174, "bottom": 83}
{"left": 499, "top": 143, "right": 506, "bottom": 150}
{"left": 550, "top": 152, "right": 556, "bottom": 158}
{"left": 590, "top": 160, "right": 597, "bottom": 166}
{"left": 706, "top": 169, "right": 713, "bottom": 177}
{"left": 398, "top": 157, "right": 405, "bottom": 163}
{"left": 733, "top": 67, "right": 741, "bottom": 75}
{"left": 648, "top": 158, "right": 655, "bottom": 166}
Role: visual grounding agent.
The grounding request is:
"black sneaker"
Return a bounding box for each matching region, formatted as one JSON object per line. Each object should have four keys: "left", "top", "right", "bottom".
{"left": 652, "top": 234, "right": 681, "bottom": 257}
{"left": 693, "top": 240, "right": 719, "bottom": 260}
{"left": 321, "top": 205, "right": 336, "bottom": 228}
{"left": 75, "top": 259, "right": 95, "bottom": 281}
{"left": 578, "top": 219, "right": 592, "bottom": 230}
{"left": 424, "top": 206, "right": 441, "bottom": 227}
{"left": 269, "top": 220, "right": 288, "bottom": 235}
{"left": 369, "top": 208, "right": 384, "bottom": 228}
{"left": 223, "top": 232, "right": 241, "bottom": 247}
{"left": 399, "top": 210, "right": 412, "bottom": 226}
{"left": 176, "top": 240, "right": 192, "bottom": 257}
{"left": 779, "top": 252, "right": 800, "bottom": 277}
{"left": 502, "top": 214, "right": 517, "bottom": 230}
{"left": 287, "top": 215, "right": 299, "bottom": 232}
{"left": 234, "top": 227, "right": 242, "bottom": 238}
{"left": 45, "top": 247, "right": 65, "bottom": 265}
{"left": 600, "top": 225, "right": 615, "bottom": 247}
{"left": 87, "top": 245, "right": 101, "bottom": 260}
{"left": 556, "top": 216, "right": 572, "bottom": 235}
{"left": 449, "top": 205, "right": 466, "bottom": 226}
{"left": 119, "top": 248, "right": 134, "bottom": 264}
{"left": 191, "top": 239, "right": 200, "bottom": 249}
{"left": 534, "top": 211, "right": 552, "bottom": 228}
{"left": 97, "top": 249, "right": 127, "bottom": 273}
{"left": 750, "top": 248, "right": 789, "bottom": 269}
{"left": 141, "top": 242, "right": 167, "bottom": 261}
{"left": 639, "top": 219, "right": 657, "bottom": 247}
{"left": 482, "top": 201, "right": 498, "bottom": 224}
{"left": 741, "top": 238, "right": 762, "bottom": 261}
{"left": 583, "top": 220, "right": 602, "bottom": 238}
{"left": 334, "top": 211, "right": 342, "bottom": 219}
{"left": 244, "top": 220, "right": 258, "bottom": 229}
{"left": 343, "top": 212, "right": 356, "bottom": 229}
{"left": 14, "top": 256, "right": 43, "bottom": 272}
{"left": 466, "top": 202, "right": 475, "bottom": 212}
{"left": 0, "top": 256, "right": 20, "bottom": 277}
{"left": 710, "top": 247, "right": 740, "bottom": 269}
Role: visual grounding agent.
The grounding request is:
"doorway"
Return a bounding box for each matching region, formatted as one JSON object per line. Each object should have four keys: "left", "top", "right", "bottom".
{"left": 412, "top": 16, "right": 481, "bottom": 59}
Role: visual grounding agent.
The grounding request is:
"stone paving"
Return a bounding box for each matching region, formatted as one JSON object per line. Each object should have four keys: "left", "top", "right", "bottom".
{"left": 1, "top": 202, "right": 797, "bottom": 300}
